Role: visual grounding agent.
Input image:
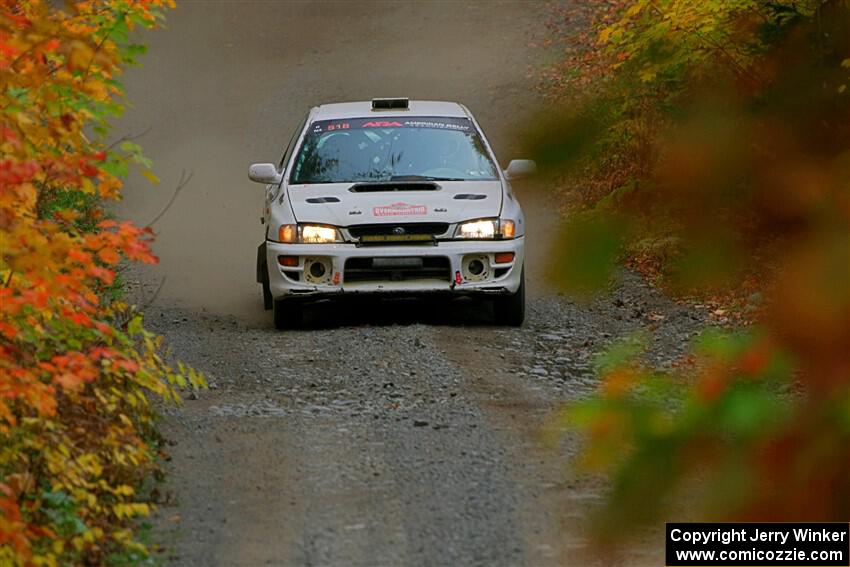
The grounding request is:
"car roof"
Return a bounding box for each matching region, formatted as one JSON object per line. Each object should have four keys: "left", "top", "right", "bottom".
{"left": 310, "top": 100, "right": 471, "bottom": 121}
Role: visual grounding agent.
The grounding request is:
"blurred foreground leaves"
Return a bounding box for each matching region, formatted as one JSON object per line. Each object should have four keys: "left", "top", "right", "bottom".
{"left": 534, "top": 0, "right": 850, "bottom": 535}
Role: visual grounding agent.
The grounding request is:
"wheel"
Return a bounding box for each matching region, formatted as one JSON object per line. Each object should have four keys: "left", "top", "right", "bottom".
{"left": 261, "top": 265, "right": 273, "bottom": 310}
{"left": 493, "top": 267, "right": 525, "bottom": 326}
{"left": 257, "top": 242, "right": 273, "bottom": 310}
{"left": 273, "top": 298, "right": 303, "bottom": 330}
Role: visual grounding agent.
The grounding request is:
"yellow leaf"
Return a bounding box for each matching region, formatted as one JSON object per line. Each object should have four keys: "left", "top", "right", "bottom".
{"left": 141, "top": 170, "right": 160, "bottom": 185}
{"left": 80, "top": 177, "right": 97, "bottom": 194}
{"left": 626, "top": 1, "right": 646, "bottom": 17}
{"left": 639, "top": 68, "right": 657, "bottom": 82}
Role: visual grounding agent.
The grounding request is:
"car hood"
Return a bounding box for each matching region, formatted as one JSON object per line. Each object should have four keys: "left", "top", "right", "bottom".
{"left": 286, "top": 181, "right": 503, "bottom": 226}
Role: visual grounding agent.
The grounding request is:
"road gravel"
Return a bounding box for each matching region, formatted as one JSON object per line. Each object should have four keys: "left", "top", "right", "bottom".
{"left": 139, "top": 273, "right": 704, "bottom": 566}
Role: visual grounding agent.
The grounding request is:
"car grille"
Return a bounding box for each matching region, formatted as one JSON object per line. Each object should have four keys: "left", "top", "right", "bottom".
{"left": 348, "top": 223, "right": 449, "bottom": 239}
{"left": 344, "top": 257, "right": 451, "bottom": 283}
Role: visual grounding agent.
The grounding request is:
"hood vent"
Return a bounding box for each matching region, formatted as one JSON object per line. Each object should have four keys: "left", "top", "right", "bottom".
{"left": 305, "top": 196, "right": 341, "bottom": 203}
{"left": 453, "top": 193, "right": 487, "bottom": 200}
{"left": 349, "top": 182, "right": 439, "bottom": 193}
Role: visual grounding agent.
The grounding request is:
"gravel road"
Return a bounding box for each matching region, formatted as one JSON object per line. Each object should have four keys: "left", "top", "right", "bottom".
{"left": 113, "top": 1, "right": 705, "bottom": 565}
{"left": 143, "top": 272, "right": 704, "bottom": 566}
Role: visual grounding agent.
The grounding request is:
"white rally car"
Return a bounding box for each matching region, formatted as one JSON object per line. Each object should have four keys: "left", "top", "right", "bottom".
{"left": 250, "top": 98, "right": 535, "bottom": 329}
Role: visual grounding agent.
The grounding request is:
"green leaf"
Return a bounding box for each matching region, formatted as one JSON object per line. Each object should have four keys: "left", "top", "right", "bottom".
{"left": 714, "top": 384, "right": 785, "bottom": 439}
{"left": 127, "top": 315, "right": 143, "bottom": 336}
{"left": 551, "top": 212, "right": 628, "bottom": 296}
{"left": 102, "top": 158, "right": 129, "bottom": 178}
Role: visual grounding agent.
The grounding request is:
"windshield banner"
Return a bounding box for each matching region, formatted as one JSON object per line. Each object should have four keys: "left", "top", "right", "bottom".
{"left": 309, "top": 117, "right": 473, "bottom": 134}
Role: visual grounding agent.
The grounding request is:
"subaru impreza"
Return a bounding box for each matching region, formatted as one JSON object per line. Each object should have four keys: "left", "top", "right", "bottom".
{"left": 250, "top": 98, "right": 534, "bottom": 329}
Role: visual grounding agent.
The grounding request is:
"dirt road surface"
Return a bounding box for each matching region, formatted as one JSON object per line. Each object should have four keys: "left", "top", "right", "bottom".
{"left": 115, "top": 2, "right": 700, "bottom": 565}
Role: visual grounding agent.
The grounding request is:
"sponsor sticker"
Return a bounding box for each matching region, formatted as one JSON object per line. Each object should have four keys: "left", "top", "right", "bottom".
{"left": 362, "top": 121, "right": 403, "bottom": 128}
{"left": 373, "top": 202, "right": 427, "bottom": 217}
{"left": 360, "top": 234, "right": 432, "bottom": 243}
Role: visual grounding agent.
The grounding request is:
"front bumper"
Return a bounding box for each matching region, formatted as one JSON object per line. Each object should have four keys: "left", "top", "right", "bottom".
{"left": 265, "top": 237, "right": 525, "bottom": 299}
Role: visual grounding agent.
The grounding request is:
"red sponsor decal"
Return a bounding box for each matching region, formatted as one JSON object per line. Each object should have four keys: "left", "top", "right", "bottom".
{"left": 332, "top": 271, "right": 341, "bottom": 285}
{"left": 362, "top": 121, "right": 403, "bottom": 128}
{"left": 455, "top": 271, "right": 463, "bottom": 285}
{"left": 373, "top": 202, "right": 427, "bottom": 217}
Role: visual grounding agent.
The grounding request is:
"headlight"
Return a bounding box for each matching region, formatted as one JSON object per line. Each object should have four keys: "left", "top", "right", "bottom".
{"left": 278, "top": 224, "right": 342, "bottom": 243}
{"left": 455, "top": 218, "right": 516, "bottom": 239}
{"left": 458, "top": 219, "right": 496, "bottom": 239}
{"left": 301, "top": 225, "right": 341, "bottom": 243}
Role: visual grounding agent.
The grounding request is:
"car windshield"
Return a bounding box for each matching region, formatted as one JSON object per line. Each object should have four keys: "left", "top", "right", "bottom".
{"left": 289, "top": 116, "right": 499, "bottom": 184}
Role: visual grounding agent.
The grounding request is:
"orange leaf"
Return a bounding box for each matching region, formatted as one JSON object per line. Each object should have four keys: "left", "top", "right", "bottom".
{"left": 97, "top": 248, "right": 121, "bottom": 264}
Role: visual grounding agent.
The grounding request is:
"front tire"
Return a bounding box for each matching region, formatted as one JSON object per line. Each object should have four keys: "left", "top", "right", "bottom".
{"left": 257, "top": 243, "right": 273, "bottom": 310}
{"left": 493, "top": 268, "right": 525, "bottom": 327}
{"left": 261, "top": 266, "right": 273, "bottom": 310}
{"left": 273, "top": 298, "right": 303, "bottom": 330}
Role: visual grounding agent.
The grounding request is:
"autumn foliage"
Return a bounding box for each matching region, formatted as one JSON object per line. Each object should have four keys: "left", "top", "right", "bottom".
{"left": 1, "top": 1, "right": 202, "bottom": 564}
{"left": 534, "top": 0, "right": 850, "bottom": 534}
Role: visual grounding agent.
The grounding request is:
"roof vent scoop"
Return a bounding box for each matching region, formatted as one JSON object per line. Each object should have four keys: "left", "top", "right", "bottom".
{"left": 372, "top": 97, "right": 409, "bottom": 110}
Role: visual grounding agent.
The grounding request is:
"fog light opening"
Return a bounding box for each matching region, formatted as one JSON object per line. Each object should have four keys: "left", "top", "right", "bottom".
{"left": 461, "top": 254, "right": 491, "bottom": 282}
{"left": 309, "top": 261, "right": 326, "bottom": 279}
{"left": 304, "top": 257, "right": 332, "bottom": 284}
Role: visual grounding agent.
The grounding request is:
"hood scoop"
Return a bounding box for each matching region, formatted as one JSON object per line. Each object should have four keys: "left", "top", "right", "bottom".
{"left": 349, "top": 181, "right": 439, "bottom": 193}
{"left": 305, "top": 196, "right": 341, "bottom": 203}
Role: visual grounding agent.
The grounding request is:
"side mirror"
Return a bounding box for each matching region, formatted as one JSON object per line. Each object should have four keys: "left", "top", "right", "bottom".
{"left": 248, "top": 163, "right": 282, "bottom": 184}
{"left": 504, "top": 159, "right": 537, "bottom": 180}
